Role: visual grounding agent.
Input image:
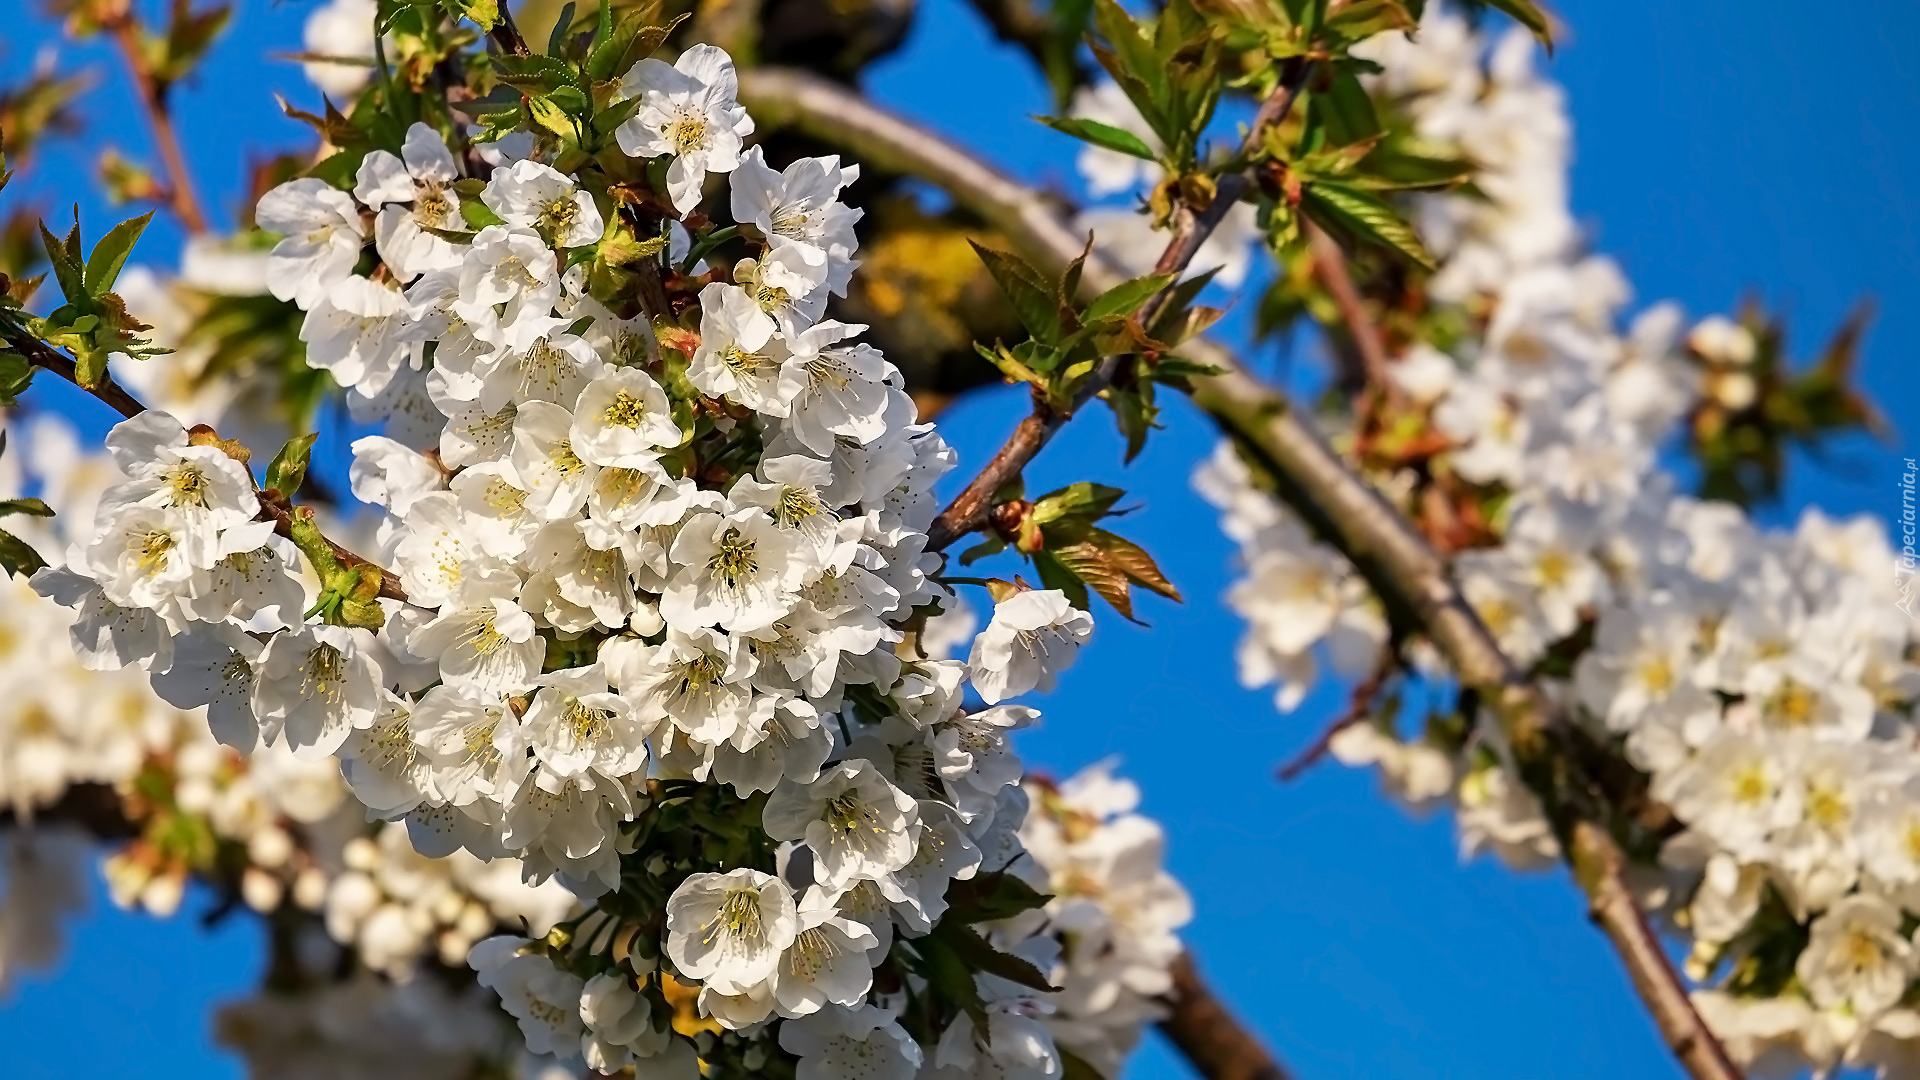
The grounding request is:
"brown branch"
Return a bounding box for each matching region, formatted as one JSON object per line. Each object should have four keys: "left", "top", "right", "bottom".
{"left": 740, "top": 69, "right": 1744, "bottom": 1080}
{"left": 920, "top": 67, "right": 1308, "bottom": 551}
{"left": 1159, "top": 952, "right": 1293, "bottom": 1080}
{"left": 489, "top": 3, "right": 535, "bottom": 57}
{"left": 1306, "top": 221, "right": 1393, "bottom": 391}
{"left": 11, "top": 327, "right": 414, "bottom": 606}
{"left": 254, "top": 493, "right": 410, "bottom": 603}
{"left": 103, "top": 13, "right": 209, "bottom": 235}
{"left": 0, "top": 782, "right": 138, "bottom": 839}
{"left": 1275, "top": 655, "right": 1391, "bottom": 782}
{"left": 5, "top": 325, "right": 147, "bottom": 420}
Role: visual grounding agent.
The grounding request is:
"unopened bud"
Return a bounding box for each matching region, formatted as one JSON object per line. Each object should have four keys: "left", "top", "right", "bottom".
{"left": 241, "top": 867, "right": 284, "bottom": 913}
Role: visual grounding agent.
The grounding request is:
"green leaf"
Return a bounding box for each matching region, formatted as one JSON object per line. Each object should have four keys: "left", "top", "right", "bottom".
{"left": 1090, "top": 527, "right": 1181, "bottom": 601}
{"left": 39, "top": 221, "right": 83, "bottom": 303}
{"left": 442, "top": 0, "right": 501, "bottom": 31}
{"left": 1044, "top": 527, "right": 1181, "bottom": 621}
{"left": 0, "top": 527, "right": 46, "bottom": 579}
{"left": 1301, "top": 180, "right": 1436, "bottom": 270}
{"left": 462, "top": 199, "right": 507, "bottom": 230}
{"left": 547, "top": 2, "right": 578, "bottom": 56}
{"left": 1030, "top": 481, "right": 1125, "bottom": 527}
{"left": 527, "top": 96, "right": 581, "bottom": 146}
{"left": 973, "top": 341, "right": 1047, "bottom": 388}
{"left": 1314, "top": 66, "right": 1382, "bottom": 147}
{"left": 0, "top": 350, "right": 32, "bottom": 406}
{"left": 1481, "top": 0, "right": 1553, "bottom": 49}
{"left": 1037, "top": 115, "right": 1156, "bottom": 161}
{"left": 958, "top": 535, "right": 1007, "bottom": 565}
{"left": 0, "top": 497, "right": 54, "bottom": 518}
{"left": 1032, "top": 549, "right": 1090, "bottom": 610}
{"left": 1109, "top": 381, "right": 1157, "bottom": 463}
{"left": 970, "top": 241, "right": 1064, "bottom": 346}
{"left": 933, "top": 923, "right": 1060, "bottom": 994}
{"left": 84, "top": 210, "right": 155, "bottom": 297}
{"left": 265, "top": 432, "right": 319, "bottom": 498}
{"left": 1083, "top": 272, "right": 1174, "bottom": 323}
{"left": 943, "top": 871, "right": 1052, "bottom": 924}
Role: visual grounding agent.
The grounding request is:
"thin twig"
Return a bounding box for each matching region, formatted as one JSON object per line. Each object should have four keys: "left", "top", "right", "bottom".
{"left": 12, "top": 328, "right": 414, "bottom": 605}
{"left": 919, "top": 67, "right": 1311, "bottom": 551}
{"left": 4, "top": 326, "right": 146, "bottom": 420}
{"left": 104, "top": 13, "right": 209, "bottom": 234}
{"left": 1306, "top": 221, "right": 1393, "bottom": 391}
{"left": 1275, "top": 656, "right": 1391, "bottom": 782}
{"left": 742, "top": 68, "right": 1745, "bottom": 1080}
{"left": 254, "top": 493, "right": 410, "bottom": 603}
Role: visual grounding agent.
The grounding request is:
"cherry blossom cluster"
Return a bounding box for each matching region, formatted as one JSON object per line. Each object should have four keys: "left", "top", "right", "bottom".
{"left": 24, "top": 38, "right": 1155, "bottom": 1076}
{"left": 1195, "top": 7, "right": 1920, "bottom": 1075}
{"left": 1018, "top": 763, "right": 1192, "bottom": 1078}
{"left": 0, "top": 411, "right": 577, "bottom": 988}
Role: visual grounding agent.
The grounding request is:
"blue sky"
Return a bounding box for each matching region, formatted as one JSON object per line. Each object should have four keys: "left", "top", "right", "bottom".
{"left": 1, "top": 0, "right": 1915, "bottom": 1077}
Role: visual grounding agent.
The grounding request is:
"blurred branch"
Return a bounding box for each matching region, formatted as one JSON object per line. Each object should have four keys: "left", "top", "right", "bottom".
{"left": 737, "top": 67, "right": 1743, "bottom": 1080}
{"left": 1306, "top": 221, "right": 1392, "bottom": 393}
{"left": 1159, "top": 952, "right": 1293, "bottom": 1080}
{"left": 0, "top": 781, "right": 137, "bottom": 838}
{"left": 489, "top": 2, "right": 534, "bottom": 57}
{"left": 100, "top": 10, "right": 209, "bottom": 234}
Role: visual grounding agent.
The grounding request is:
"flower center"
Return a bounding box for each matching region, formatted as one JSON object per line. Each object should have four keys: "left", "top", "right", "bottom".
{"left": 708, "top": 529, "right": 759, "bottom": 588}
{"left": 135, "top": 529, "right": 176, "bottom": 575}
{"left": 162, "top": 461, "right": 211, "bottom": 508}
{"left": 787, "top": 927, "right": 838, "bottom": 979}
{"left": 603, "top": 389, "right": 650, "bottom": 429}
{"left": 666, "top": 111, "right": 709, "bottom": 154}
{"left": 709, "top": 887, "right": 764, "bottom": 945}
{"left": 538, "top": 196, "right": 579, "bottom": 237}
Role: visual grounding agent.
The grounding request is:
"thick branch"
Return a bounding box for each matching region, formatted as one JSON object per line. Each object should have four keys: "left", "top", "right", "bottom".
{"left": 741, "top": 69, "right": 1743, "bottom": 1080}
{"left": 1159, "top": 952, "right": 1293, "bottom": 1080}
{"left": 104, "top": 14, "right": 209, "bottom": 234}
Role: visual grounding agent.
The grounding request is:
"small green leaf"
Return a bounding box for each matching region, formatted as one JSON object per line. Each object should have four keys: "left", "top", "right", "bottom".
{"left": 0, "top": 527, "right": 47, "bottom": 579}
{"left": 0, "top": 350, "right": 32, "bottom": 406}
{"left": 442, "top": 0, "right": 501, "bottom": 31}
{"left": 1037, "top": 115, "right": 1157, "bottom": 161}
{"left": 527, "top": 96, "right": 581, "bottom": 146}
{"left": 1033, "top": 549, "right": 1091, "bottom": 610}
{"left": 1301, "top": 180, "right": 1436, "bottom": 270}
{"left": 1030, "top": 481, "right": 1126, "bottom": 527}
{"left": 934, "top": 923, "right": 1060, "bottom": 994}
{"left": 462, "top": 199, "right": 507, "bottom": 230}
{"left": 84, "top": 210, "right": 155, "bottom": 296}
{"left": 547, "top": 2, "right": 578, "bottom": 55}
{"left": 943, "top": 871, "right": 1052, "bottom": 923}
{"left": 970, "top": 241, "right": 1065, "bottom": 346}
{"left": 1481, "top": 0, "right": 1553, "bottom": 49}
{"left": 266, "top": 432, "right": 319, "bottom": 499}
{"left": 1083, "top": 272, "right": 1174, "bottom": 323}
{"left": 39, "top": 221, "right": 83, "bottom": 303}
{"left": 0, "top": 497, "right": 54, "bottom": 518}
